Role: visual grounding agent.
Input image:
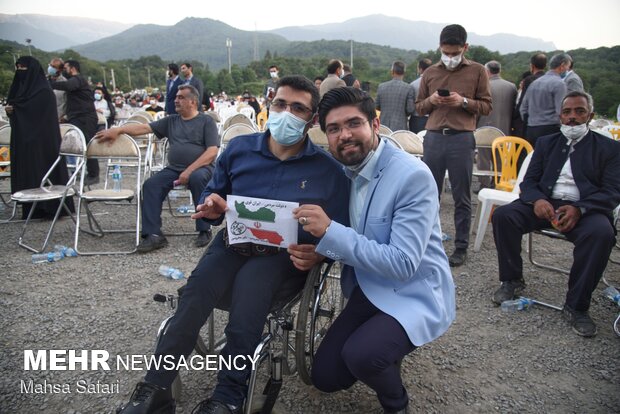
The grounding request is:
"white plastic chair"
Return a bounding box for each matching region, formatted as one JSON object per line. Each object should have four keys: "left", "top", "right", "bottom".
{"left": 378, "top": 124, "right": 393, "bottom": 136}
{"left": 0, "top": 124, "right": 16, "bottom": 221}
{"left": 389, "top": 130, "right": 423, "bottom": 158}
{"left": 218, "top": 124, "right": 257, "bottom": 157}
{"left": 472, "top": 151, "right": 534, "bottom": 252}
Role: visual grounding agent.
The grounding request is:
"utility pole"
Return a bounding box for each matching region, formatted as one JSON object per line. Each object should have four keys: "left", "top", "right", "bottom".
{"left": 147, "top": 67, "right": 152, "bottom": 88}
{"left": 102, "top": 67, "right": 107, "bottom": 86}
{"left": 111, "top": 69, "right": 116, "bottom": 91}
{"left": 126, "top": 66, "right": 132, "bottom": 90}
{"left": 25, "top": 39, "right": 32, "bottom": 56}
{"left": 350, "top": 39, "right": 353, "bottom": 69}
{"left": 226, "top": 38, "right": 232, "bottom": 74}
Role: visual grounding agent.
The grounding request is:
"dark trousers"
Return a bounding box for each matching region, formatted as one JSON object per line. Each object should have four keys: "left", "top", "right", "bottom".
{"left": 145, "top": 231, "right": 308, "bottom": 405}
{"left": 423, "top": 131, "right": 475, "bottom": 249}
{"left": 408, "top": 116, "right": 428, "bottom": 134}
{"left": 492, "top": 199, "right": 615, "bottom": 311}
{"left": 141, "top": 166, "right": 213, "bottom": 235}
{"left": 69, "top": 115, "right": 99, "bottom": 178}
{"left": 311, "top": 287, "right": 415, "bottom": 412}
{"left": 525, "top": 124, "right": 560, "bottom": 148}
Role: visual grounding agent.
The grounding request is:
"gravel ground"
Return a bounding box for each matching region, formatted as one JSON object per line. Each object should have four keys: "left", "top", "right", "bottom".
{"left": 0, "top": 181, "right": 618, "bottom": 414}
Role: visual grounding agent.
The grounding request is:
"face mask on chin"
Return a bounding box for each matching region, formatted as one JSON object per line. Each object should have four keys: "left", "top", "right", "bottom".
{"left": 560, "top": 123, "right": 589, "bottom": 141}
{"left": 267, "top": 110, "right": 309, "bottom": 146}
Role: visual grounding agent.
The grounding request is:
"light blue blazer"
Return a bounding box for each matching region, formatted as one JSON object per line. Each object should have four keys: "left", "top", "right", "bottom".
{"left": 316, "top": 141, "right": 456, "bottom": 346}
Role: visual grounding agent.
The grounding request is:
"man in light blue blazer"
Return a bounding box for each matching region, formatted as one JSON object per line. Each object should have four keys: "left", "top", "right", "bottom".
{"left": 294, "top": 87, "right": 455, "bottom": 414}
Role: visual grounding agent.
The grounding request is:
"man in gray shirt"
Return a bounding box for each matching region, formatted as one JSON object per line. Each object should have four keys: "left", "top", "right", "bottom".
{"left": 95, "top": 85, "right": 219, "bottom": 252}
{"left": 375, "top": 60, "right": 415, "bottom": 132}
{"left": 408, "top": 58, "right": 432, "bottom": 133}
{"left": 520, "top": 53, "right": 570, "bottom": 147}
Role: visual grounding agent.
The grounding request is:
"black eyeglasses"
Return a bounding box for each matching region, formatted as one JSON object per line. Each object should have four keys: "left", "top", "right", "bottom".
{"left": 271, "top": 99, "right": 313, "bottom": 117}
{"left": 325, "top": 118, "right": 369, "bottom": 138}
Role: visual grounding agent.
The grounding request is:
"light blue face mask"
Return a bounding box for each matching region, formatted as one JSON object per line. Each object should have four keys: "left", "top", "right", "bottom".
{"left": 267, "top": 110, "right": 310, "bottom": 146}
{"left": 47, "top": 65, "right": 57, "bottom": 76}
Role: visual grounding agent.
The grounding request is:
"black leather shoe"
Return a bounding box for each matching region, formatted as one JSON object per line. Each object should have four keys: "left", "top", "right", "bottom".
{"left": 117, "top": 381, "right": 174, "bottom": 414}
{"left": 191, "top": 399, "right": 241, "bottom": 414}
{"left": 563, "top": 305, "right": 597, "bottom": 337}
{"left": 492, "top": 278, "right": 526, "bottom": 305}
{"left": 448, "top": 248, "right": 467, "bottom": 267}
{"left": 194, "top": 229, "right": 212, "bottom": 248}
{"left": 137, "top": 234, "right": 168, "bottom": 253}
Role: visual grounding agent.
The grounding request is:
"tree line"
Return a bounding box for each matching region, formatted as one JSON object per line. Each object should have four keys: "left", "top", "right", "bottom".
{"left": 0, "top": 40, "right": 618, "bottom": 118}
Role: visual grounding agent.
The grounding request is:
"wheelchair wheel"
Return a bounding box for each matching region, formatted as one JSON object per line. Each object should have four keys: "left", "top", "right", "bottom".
{"left": 295, "top": 262, "right": 343, "bottom": 385}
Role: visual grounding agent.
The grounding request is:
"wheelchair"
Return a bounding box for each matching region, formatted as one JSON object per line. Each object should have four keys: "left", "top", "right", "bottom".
{"left": 153, "top": 260, "right": 344, "bottom": 413}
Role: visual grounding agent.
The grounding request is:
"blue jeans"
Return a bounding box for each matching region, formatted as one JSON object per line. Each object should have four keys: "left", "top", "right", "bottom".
{"left": 141, "top": 166, "right": 212, "bottom": 235}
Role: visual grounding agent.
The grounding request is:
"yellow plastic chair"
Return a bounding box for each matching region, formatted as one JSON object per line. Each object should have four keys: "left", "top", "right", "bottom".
{"left": 492, "top": 136, "right": 533, "bottom": 192}
{"left": 256, "top": 109, "right": 268, "bottom": 131}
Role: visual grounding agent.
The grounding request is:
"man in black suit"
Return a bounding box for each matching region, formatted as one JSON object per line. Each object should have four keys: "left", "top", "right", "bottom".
{"left": 491, "top": 91, "right": 620, "bottom": 337}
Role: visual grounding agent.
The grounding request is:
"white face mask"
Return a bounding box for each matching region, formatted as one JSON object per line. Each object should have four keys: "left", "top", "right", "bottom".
{"left": 560, "top": 123, "right": 589, "bottom": 141}
{"left": 441, "top": 53, "right": 462, "bottom": 70}
{"left": 270, "top": 71, "right": 278, "bottom": 79}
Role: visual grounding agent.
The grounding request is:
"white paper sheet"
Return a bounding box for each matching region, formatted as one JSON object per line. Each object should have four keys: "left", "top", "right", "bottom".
{"left": 225, "top": 195, "right": 299, "bottom": 247}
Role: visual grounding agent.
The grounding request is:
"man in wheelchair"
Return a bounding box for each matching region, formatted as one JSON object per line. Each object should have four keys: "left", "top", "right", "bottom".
{"left": 119, "top": 75, "right": 349, "bottom": 414}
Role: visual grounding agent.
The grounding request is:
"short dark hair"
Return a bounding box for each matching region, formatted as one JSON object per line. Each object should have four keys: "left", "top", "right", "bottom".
{"left": 562, "top": 90, "right": 593, "bottom": 112}
{"left": 177, "top": 84, "right": 199, "bottom": 105}
{"left": 269, "top": 65, "right": 278, "bottom": 71}
{"left": 318, "top": 87, "right": 376, "bottom": 132}
{"left": 418, "top": 58, "right": 432, "bottom": 72}
{"left": 181, "top": 62, "right": 192, "bottom": 69}
{"left": 326, "top": 59, "right": 343, "bottom": 75}
{"left": 440, "top": 24, "right": 467, "bottom": 46}
{"left": 275, "top": 75, "right": 320, "bottom": 113}
{"left": 530, "top": 53, "right": 547, "bottom": 70}
{"left": 314, "top": 76, "right": 324, "bottom": 82}
{"left": 64, "top": 59, "right": 80, "bottom": 72}
{"left": 485, "top": 60, "right": 501, "bottom": 75}
{"left": 342, "top": 64, "right": 352, "bottom": 73}
{"left": 391, "top": 61, "right": 406, "bottom": 75}
{"left": 168, "top": 63, "right": 179, "bottom": 75}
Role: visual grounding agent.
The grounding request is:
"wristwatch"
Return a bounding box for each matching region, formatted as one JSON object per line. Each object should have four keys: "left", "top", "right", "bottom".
{"left": 462, "top": 97, "right": 469, "bottom": 109}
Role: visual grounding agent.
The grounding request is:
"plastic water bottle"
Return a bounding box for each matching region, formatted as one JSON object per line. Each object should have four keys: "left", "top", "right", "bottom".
{"left": 603, "top": 286, "right": 620, "bottom": 306}
{"left": 53, "top": 244, "right": 78, "bottom": 258}
{"left": 32, "top": 251, "right": 64, "bottom": 264}
{"left": 158, "top": 265, "right": 184, "bottom": 280}
{"left": 501, "top": 297, "right": 533, "bottom": 312}
{"left": 176, "top": 205, "right": 195, "bottom": 214}
{"left": 112, "top": 165, "right": 122, "bottom": 192}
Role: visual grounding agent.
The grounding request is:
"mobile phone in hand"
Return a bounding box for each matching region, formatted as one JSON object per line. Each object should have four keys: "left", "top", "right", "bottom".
{"left": 437, "top": 89, "right": 450, "bottom": 97}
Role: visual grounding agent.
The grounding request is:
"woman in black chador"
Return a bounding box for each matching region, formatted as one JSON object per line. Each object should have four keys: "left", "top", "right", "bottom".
{"left": 6, "top": 56, "right": 73, "bottom": 219}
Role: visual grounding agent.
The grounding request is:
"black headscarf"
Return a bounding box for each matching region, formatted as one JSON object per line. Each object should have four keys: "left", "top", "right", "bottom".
{"left": 7, "top": 56, "right": 50, "bottom": 105}
{"left": 7, "top": 56, "right": 73, "bottom": 219}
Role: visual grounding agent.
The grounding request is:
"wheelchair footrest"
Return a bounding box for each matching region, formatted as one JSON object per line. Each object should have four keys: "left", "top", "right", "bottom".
{"left": 260, "top": 377, "right": 282, "bottom": 414}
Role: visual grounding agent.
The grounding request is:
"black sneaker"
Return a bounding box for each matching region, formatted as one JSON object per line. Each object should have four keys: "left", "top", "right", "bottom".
{"left": 448, "top": 248, "right": 467, "bottom": 267}
{"left": 137, "top": 234, "right": 168, "bottom": 253}
{"left": 492, "top": 278, "right": 526, "bottom": 305}
{"left": 562, "top": 305, "right": 597, "bottom": 337}
{"left": 191, "top": 399, "right": 241, "bottom": 414}
{"left": 117, "top": 381, "right": 174, "bottom": 414}
{"left": 194, "top": 229, "right": 212, "bottom": 248}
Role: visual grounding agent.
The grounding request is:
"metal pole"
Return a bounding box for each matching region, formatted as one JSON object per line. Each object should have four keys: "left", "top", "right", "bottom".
{"left": 226, "top": 38, "right": 232, "bottom": 74}
{"left": 102, "top": 67, "right": 106, "bottom": 86}
{"left": 147, "top": 68, "right": 151, "bottom": 88}
{"left": 127, "top": 67, "right": 132, "bottom": 90}
{"left": 111, "top": 69, "right": 116, "bottom": 91}
{"left": 350, "top": 39, "right": 353, "bottom": 69}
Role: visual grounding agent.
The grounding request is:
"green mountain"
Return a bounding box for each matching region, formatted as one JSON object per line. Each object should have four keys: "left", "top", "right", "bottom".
{"left": 72, "top": 17, "right": 289, "bottom": 68}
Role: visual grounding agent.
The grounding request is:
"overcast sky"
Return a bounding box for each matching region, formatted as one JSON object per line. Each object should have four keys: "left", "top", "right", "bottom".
{"left": 1, "top": 0, "right": 619, "bottom": 50}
